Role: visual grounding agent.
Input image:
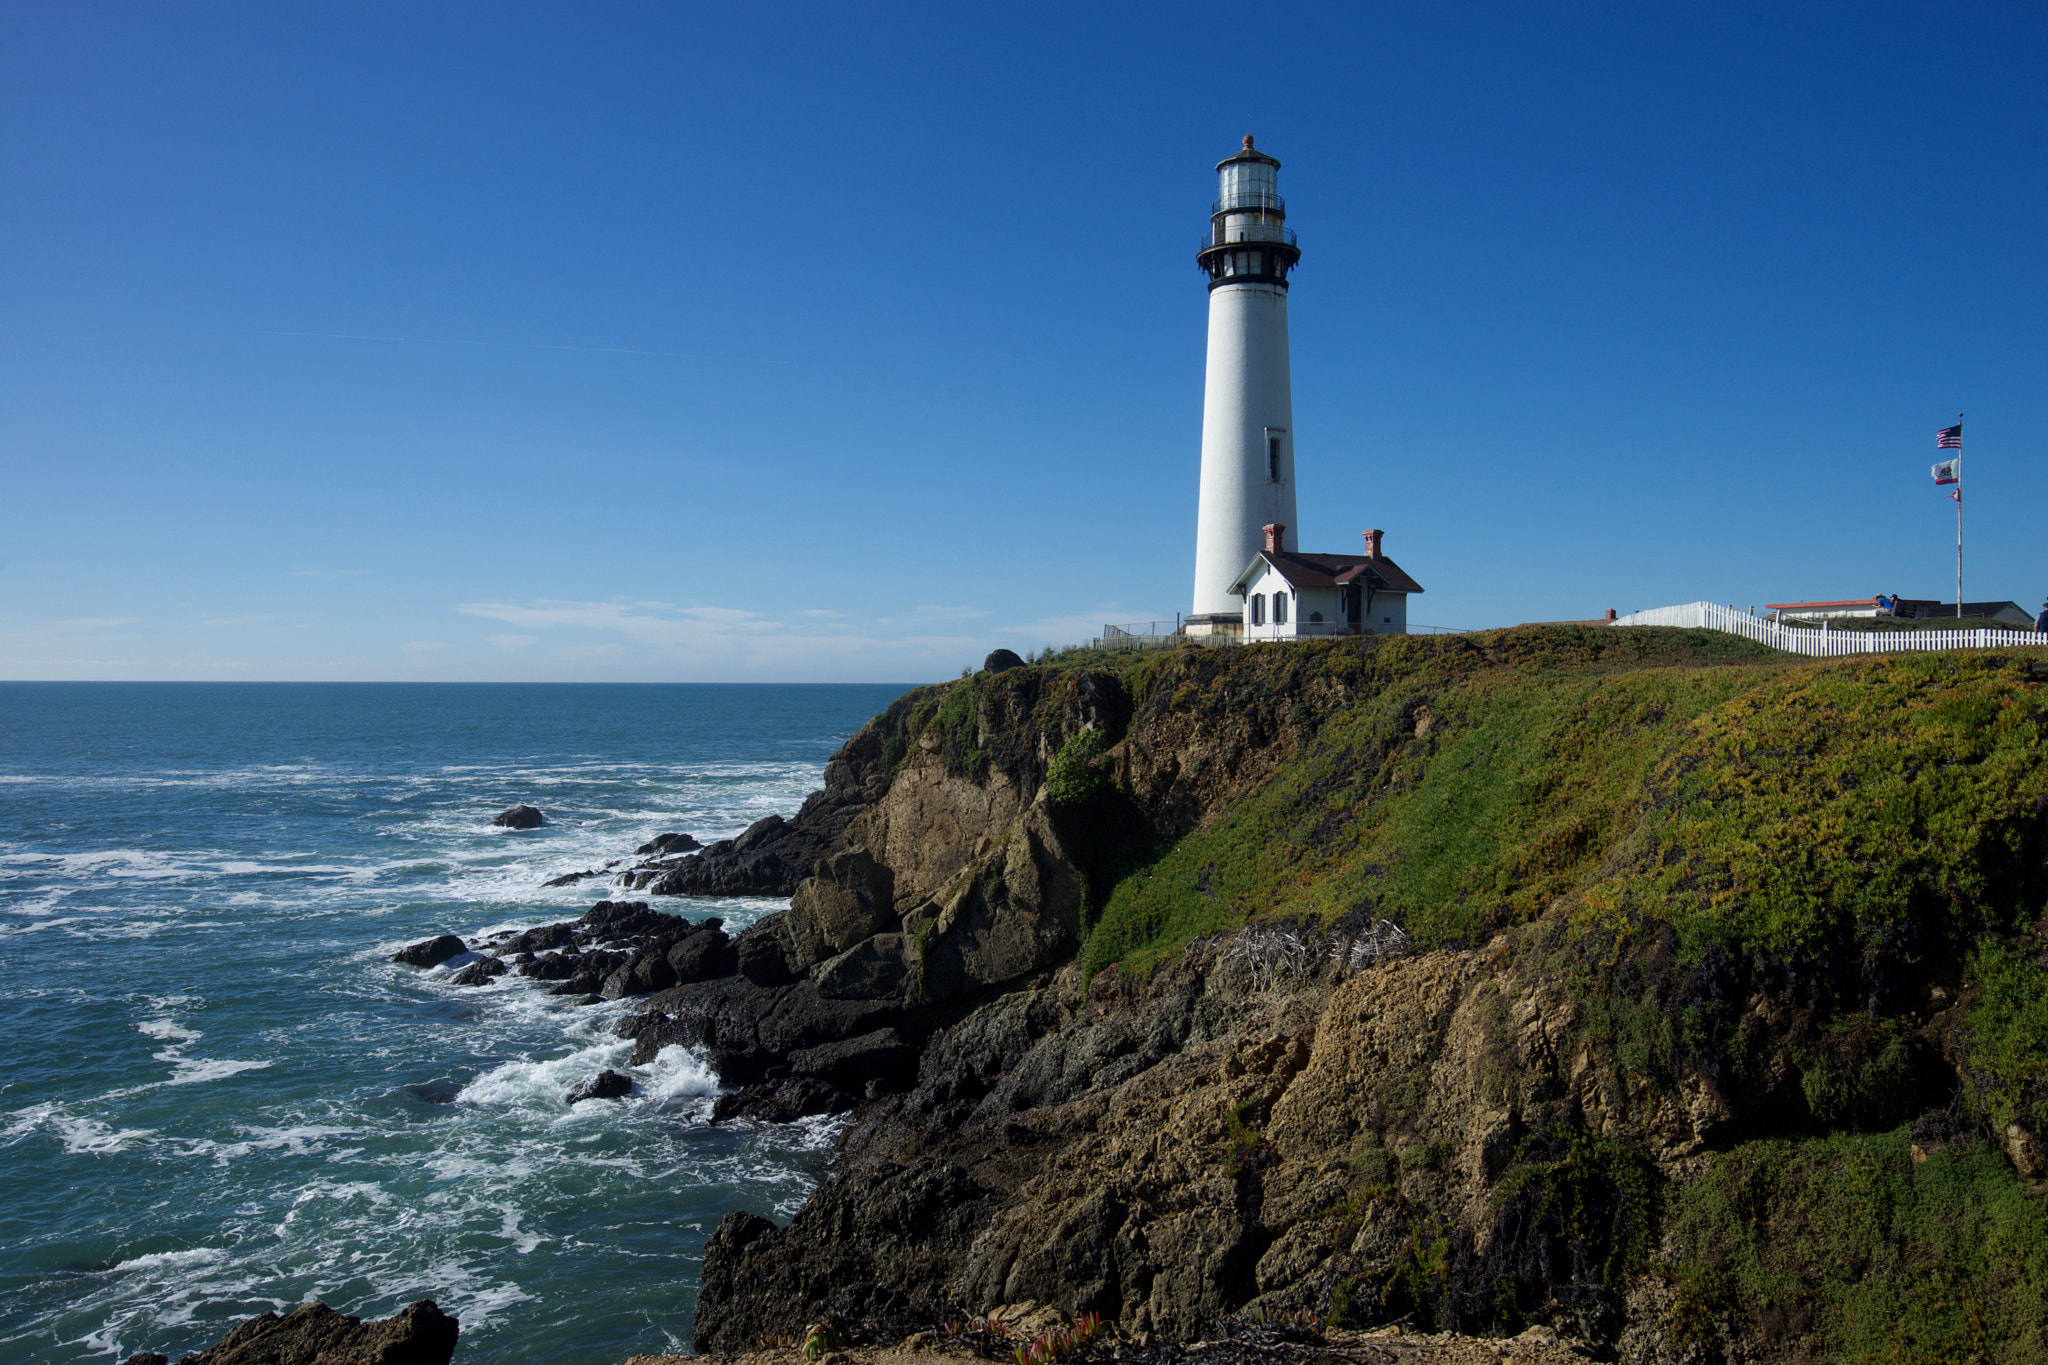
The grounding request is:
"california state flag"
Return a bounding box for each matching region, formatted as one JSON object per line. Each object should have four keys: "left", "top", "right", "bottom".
{"left": 1932, "top": 458, "right": 1959, "bottom": 485}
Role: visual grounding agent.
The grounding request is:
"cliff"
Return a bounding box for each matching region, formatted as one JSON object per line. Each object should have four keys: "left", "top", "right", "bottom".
{"left": 659, "top": 629, "right": 2048, "bottom": 1363}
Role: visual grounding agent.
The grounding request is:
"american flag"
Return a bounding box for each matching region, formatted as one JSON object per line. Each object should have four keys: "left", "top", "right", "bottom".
{"left": 1937, "top": 423, "right": 1963, "bottom": 449}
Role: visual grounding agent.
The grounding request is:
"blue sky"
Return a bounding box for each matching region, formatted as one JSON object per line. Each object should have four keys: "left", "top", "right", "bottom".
{"left": 3, "top": 2, "right": 2043, "bottom": 681}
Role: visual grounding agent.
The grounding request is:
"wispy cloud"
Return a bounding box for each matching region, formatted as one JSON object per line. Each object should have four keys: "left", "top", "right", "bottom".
{"left": 39, "top": 617, "right": 142, "bottom": 635}
{"left": 265, "top": 331, "right": 793, "bottom": 366}
{"left": 460, "top": 599, "right": 780, "bottom": 648}
{"left": 403, "top": 640, "right": 451, "bottom": 653}
{"left": 486, "top": 634, "right": 538, "bottom": 651}
{"left": 291, "top": 568, "right": 370, "bottom": 581}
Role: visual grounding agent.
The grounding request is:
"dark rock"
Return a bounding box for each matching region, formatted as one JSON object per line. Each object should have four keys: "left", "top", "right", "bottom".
{"left": 119, "top": 1355, "right": 168, "bottom": 1365}
{"left": 813, "top": 934, "right": 912, "bottom": 1002}
{"left": 600, "top": 964, "right": 642, "bottom": 1000}
{"left": 391, "top": 934, "right": 466, "bottom": 968}
{"left": 164, "top": 1298, "right": 456, "bottom": 1365}
{"left": 732, "top": 814, "right": 785, "bottom": 851}
{"left": 492, "top": 803, "right": 545, "bottom": 829}
{"left": 519, "top": 950, "right": 582, "bottom": 981}
{"left": 693, "top": 1161, "right": 997, "bottom": 1353}
{"left": 646, "top": 784, "right": 877, "bottom": 900}
{"left": 542, "top": 868, "right": 600, "bottom": 887}
{"left": 787, "top": 1026, "right": 919, "bottom": 1092}
{"left": 580, "top": 899, "right": 691, "bottom": 943}
{"left": 710, "top": 1075, "right": 850, "bottom": 1122}
{"left": 785, "top": 847, "right": 897, "bottom": 969}
{"left": 735, "top": 918, "right": 798, "bottom": 986}
{"left": 632, "top": 948, "right": 679, "bottom": 994}
{"left": 637, "top": 832, "right": 702, "bottom": 856}
{"left": 983, "top": 648, "right": 1026, "bottom": 673}
{"left": 566, "top": 1069, "right": 633, "bottom": 1104}
{"left": 669, "top": 927, "right": 738, "bottom": 984}
{"left": 510, "top": 922, "right": 576, "bottom": 954}
{"left": 446, "top": 957, "right": 507, "bottom": 986}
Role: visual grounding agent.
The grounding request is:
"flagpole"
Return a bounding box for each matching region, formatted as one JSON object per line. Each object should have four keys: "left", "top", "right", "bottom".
{"left": 1956, "top": 412, "right": 1964, "bottom": 620}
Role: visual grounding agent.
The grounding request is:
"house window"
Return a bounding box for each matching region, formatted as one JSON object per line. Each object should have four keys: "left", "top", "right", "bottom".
{"left": 1250, "top": 594, "right": 1265, "bottom": 626}
{"left": 1274, "top": 593, "right": 1288, "bottom": 625}
{"left": 1383, "top": 616, "right": 1391, "bottom": 623}
{"left": 1309, "top": 611, "right": 1322, "bottom": 623}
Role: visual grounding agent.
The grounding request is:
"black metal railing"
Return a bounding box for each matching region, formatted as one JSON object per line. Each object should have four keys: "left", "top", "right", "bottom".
{"left": 1198, "top": 224, "right": 1298, "bottom": 252}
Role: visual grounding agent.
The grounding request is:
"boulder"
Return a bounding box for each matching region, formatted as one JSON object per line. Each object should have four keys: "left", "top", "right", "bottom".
{"left": 600, "top": 964, "right": 642, "bottom": 1000}
{"left": 631, "top": 949, "right": 679, "bottom": 995}
{"left": 669, "top": 928, "right": 738, "bottom": 984}
{"left": 391, "top": 934, "right": 466, "bottom": 969}
{"left": 566, "top": 1069, "right": 633, "bottom": 1104}
{"left": 119, "top": 1355, "right": 168, "bottom": 1365}
{"left": 519, "top": 951, "right": 581, "bottom": 982}
{"left": 155, "top": 1299, "right": 456, "bottom": 1365}
{"left": 636, "top": 832, "right": 702, "bottom": 856}
{"left": 447, "top": 957, "right": 507, "bottom": 986}
{"left": 983, "top": 648, "right": 1026, "bottom": 673}
{"left": 732, "top": 814, "right": 785, "bottom": 851}
{"left": 788, "top": 1026, "right": 920, "bottom": 1092}
{"left": 492, "top": 803, "right": 545, "bottom": 829}
{"left": 735, "top": 918, "right": 798, "bottom": 986}
{"left": 786, "top": 847, "right": 897, "bottom": 969}
{"left": 813, "top": 934, "right": 913, "bottom": 1003}
{"left": 580, "top": 899, "right": 691, "bottom": 943}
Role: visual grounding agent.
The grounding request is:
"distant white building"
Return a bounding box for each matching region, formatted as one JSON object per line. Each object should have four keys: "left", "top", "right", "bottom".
{"left": 1228, "top": 525, "right": 1424, "bottom": 639}
{"left": 1765, "top": 596, "right": 2032, "bottom": 626}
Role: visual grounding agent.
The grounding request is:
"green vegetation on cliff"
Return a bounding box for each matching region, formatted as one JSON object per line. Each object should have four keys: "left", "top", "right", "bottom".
{"left": 1075, "top": 633, "right": 2048, "bottom": 980}
{"left": 865, "top": 629, "right": 2048, "bottom": 1358}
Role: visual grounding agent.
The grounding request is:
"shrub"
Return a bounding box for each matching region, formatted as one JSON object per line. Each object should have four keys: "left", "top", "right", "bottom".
{"left": 1045, "top": 726, "right": 1109, "bottom": 808}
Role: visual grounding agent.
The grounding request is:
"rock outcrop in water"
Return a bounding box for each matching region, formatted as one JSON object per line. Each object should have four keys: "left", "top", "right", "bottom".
{"left": 492, "top": 803, "right": 545, "bottom": 829}
{"left": 126, "top": 1298, "right": 456, "bottom": 1365}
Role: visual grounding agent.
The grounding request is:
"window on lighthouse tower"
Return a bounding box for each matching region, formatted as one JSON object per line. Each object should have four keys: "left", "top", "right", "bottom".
{"left": 1267, "top": 435, "right": 1281, "bottom": 482}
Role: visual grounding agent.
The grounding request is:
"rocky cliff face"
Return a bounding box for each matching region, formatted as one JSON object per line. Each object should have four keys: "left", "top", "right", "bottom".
{"left": 662, "top": 633, "right": 2048, "bottom": 1364}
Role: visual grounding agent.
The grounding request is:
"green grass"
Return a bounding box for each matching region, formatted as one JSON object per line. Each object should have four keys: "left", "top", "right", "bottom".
{"left": 1964, "top": 941, "right": 2048, "bottom": 1134}
{"left": 1665, "top": 1128, "right": 2048, "bottom": 1362}
{"left": 1079, "top": 640, "right": 2048, "bottom": 980}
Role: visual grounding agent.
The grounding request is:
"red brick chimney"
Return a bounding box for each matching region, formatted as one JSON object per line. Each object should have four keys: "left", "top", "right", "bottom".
{"left": 1362, "top": 529, "right": 1384, "bottom": 559}
{"left": 1263, "top": 523, "right": 1285, "bottom": 553}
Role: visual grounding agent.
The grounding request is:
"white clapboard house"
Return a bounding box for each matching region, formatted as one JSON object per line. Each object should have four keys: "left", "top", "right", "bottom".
{"left": 1228, "top": 525, "right": 1425, "bottom": 639}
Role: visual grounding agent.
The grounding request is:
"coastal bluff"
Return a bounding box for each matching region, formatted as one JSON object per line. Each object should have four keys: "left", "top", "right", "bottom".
{"left": 651, "top": 628, "right": 2048, "bottom": 1363}
{"left": 348, "top": 627, "right": 2048, "bottom": 1363}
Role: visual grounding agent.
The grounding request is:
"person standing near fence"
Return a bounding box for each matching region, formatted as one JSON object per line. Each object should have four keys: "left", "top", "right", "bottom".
{"left": 2036, "top": 601, "right": 2048, "bottom": 636}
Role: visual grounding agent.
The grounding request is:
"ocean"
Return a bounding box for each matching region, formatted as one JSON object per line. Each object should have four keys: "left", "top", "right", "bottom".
{"left": 0, "top": 682, "right": 915, "bottom": 1365}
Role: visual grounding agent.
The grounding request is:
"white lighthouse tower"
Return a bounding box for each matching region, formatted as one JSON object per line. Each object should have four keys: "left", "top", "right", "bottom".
{"left": 1187, "top": 135, "right": 1302, "bottom": 634}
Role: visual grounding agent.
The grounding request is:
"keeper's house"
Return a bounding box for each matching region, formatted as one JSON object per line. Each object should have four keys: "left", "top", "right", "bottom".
{"left": 1229, "top": 525, "right": 1425, "bottom": 639}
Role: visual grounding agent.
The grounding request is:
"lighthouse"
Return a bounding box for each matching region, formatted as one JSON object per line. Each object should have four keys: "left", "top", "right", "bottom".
{"left": 1186, "top": 135, "right": 1302, "bottom": 634}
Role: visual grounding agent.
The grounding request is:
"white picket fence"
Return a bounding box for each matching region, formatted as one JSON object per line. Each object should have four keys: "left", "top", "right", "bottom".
{"left": 1611, "top": 601, "right": 2048, "bottom": 658}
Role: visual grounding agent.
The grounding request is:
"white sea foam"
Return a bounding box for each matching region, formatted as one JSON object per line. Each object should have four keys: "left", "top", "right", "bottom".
{"left": 164, "top": 1058, "right": 273, "bottom": 1086}
{"left": 643, "top": 1044, "right": 722, "bottom": 1101}
{"left": 111, "top": 1246, "right": 229, "bottom": 1275}
{"left": 3, "top": 1102, "right": 158, "bottom": 1154}
{"left": 455, "top": 1037, "right": 634, "bottom": 1109}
